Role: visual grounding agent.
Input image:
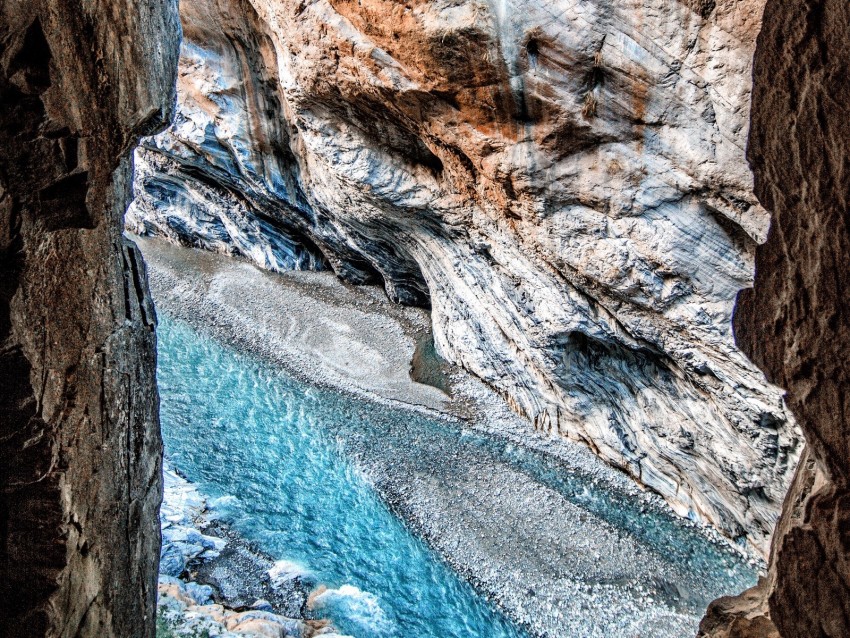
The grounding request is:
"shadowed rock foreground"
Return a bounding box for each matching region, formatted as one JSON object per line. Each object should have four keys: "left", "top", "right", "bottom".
{"left": 0, "top": 2, "right": 179, "bottom": 636}
{"left": 700, "top": 1, "right": 850, "bottom": 636}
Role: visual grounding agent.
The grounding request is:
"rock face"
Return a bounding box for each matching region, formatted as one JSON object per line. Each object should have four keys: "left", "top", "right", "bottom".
{"left": 0, "top": 2, "right": 179, "bottom": 637}
{"left": 700, "top": 0, "right": 850, "bottom": 636}
{"left": 128, "top": 0, "right": 802, "bottom": 553}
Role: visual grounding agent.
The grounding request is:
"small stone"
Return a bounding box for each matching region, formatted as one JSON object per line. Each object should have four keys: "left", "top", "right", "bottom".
{"left": 160, "top": 544, "right": 186, "bottom": 578}
{"left": 184, "top": 581, "right": 215, "bottom": 605}
{"left": 251, "top": 599, "right": 274, "bottom": 612}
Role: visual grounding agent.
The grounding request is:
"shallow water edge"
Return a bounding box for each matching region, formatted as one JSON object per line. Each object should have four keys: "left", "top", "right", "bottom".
{"left": 144, "top": 236, "right": 760, "bottom": 638}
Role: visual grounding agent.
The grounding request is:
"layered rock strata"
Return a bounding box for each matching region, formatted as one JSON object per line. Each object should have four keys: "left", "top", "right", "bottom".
{"left": 700, "top": 0, "right": 850, "bottom": 636}
{"left": 129, "top": 0, "right": 802, "bottom": 553}
{"left": 0, "top": 2, "right": 179, "bottom": 636}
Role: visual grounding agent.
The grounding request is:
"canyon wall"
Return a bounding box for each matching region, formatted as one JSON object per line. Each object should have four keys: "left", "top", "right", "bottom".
{"left": 700, "top": 0, "right": 850, "bottom": 636}
{"left": 129, "top": 0, "right": 802, "bottom": 554}
{"left": 0, "top": 1, "right": 179, "bottom": 637}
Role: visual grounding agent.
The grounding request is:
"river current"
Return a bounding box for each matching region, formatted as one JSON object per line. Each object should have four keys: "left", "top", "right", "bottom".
{"left": 156, "top": 313, "right": 756, "bottom": 637}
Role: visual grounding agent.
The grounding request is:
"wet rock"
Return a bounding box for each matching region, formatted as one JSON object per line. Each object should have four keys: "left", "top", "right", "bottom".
{"left": 157, "top": 463, "right": 355, "bottom": 638}
{"left": 183, "top": 583, "right": 215, "bottom": 606}
{"left": 159, "top": 463, "right": 312, "bottom": 621}
{"left": 268, "top": 561, "right": 314, "bottom": 591}
{"left": 158, "top": 581, "right": 306, "bottom": 638}
{"left": 161, "top": 544, "right": 188, "bottom": 579}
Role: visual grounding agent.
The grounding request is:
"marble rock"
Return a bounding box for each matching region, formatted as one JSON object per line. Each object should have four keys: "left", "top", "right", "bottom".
{"left": 129, "top": 0, "right": 803, "bottom": 554}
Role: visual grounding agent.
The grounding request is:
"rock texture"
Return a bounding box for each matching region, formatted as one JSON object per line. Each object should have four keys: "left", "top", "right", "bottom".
{"left": 700, "top": 0, "right": 850, "bottom": 636}
{"left": 129, "top": 0, "right": 802, "bottom": 553}
{"left": 0, "top": 2, "right": 179, "bottom": 637}
{"left": 156, "top": 464, "right": 326, "bottom": 638}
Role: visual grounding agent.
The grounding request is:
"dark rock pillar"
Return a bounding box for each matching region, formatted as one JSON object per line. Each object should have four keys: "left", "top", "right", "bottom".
{"left": 0, "top": 2, "right": 180, "bottom": 637}
{"left": 700, "top": 1, "right": 850, "bottom": 636}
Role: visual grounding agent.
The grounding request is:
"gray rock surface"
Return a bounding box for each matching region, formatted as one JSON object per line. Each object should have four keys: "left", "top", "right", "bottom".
{"left": 0, "top": 1, "right": 179, "bottom": 636}
{"left": 129, "top": 0, "right": 800, "bottom": 554}
{"left": 157, "top": 464, "right": 321, "bottom": 638}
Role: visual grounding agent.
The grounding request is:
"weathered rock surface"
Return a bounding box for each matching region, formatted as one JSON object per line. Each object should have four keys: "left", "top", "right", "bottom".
{"left": 130, "top": 0, "right": 802, "bottom": 553}
{"left": 157, "top": 464, "right": 322, "bottom": 638}
{"left": 0, "top": 1, "right": 179, "bottom": 636}
{"left": 700, "top": 0, "right": 850, "bottom": 636}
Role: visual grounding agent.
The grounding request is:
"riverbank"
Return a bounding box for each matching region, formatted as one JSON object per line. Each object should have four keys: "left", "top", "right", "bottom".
{"left": 138, "top": 235, "right": 761, "bottom": 638}
{"left": 157, "top": 462, "right": 349, "bottom": 638}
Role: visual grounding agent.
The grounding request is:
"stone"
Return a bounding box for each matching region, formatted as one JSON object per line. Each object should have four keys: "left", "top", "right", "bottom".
{"left": 268, "top": 560, "right": 312, "bottom": 589}
{"left": 184, "top": 582, "right": 215, "bottom": 606}
{"left": 0, "top": 1, "right": 180, "bottom": 636}
{"left": 160, "top": 544, "right": 188, "bottom": 578}
{"left": 158, "top": 580, "right": 308, "bottom": 638}
{"left": 700, "top": 0, "right": 850, "bottom": 636}
{"left": 699, "top": 578, "right": 779, "bottom": 638}
{"left": 130, "top": 0, "right": 801, "bottom": 553}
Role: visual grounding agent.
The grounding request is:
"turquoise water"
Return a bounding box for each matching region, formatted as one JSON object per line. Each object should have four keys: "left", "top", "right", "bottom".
{"left": 156, "top": 314, "right": 757, "bottom": 637}
{"left": 156, "top": 316, "right": 527, "bottom": 638}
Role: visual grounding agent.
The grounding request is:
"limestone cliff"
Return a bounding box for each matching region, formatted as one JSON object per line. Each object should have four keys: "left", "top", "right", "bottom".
{"left": 700, "top": 1, "right": 850, "bottom": 636}
{"left": 128, "top": 0, "right": 801, "bottom": 553}
{"left": 0, "top": 1, "right": 179, "bottom": 636}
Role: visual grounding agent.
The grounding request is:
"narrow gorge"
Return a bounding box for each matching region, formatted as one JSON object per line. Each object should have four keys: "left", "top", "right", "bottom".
{"left": 129, "top": 0, "right": 800, "bottom": 556}
{"left": 1, "top": 1, "right": 847, "bottom": 637}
